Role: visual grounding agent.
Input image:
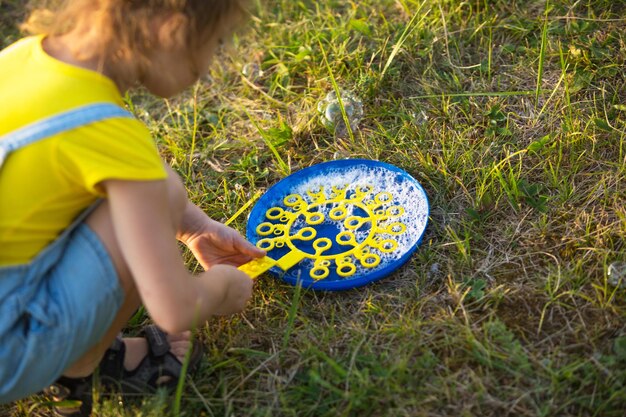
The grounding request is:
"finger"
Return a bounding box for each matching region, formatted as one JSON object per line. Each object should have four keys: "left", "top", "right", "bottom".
{"left": 236, "top": 238, "right": 266, "bottom": 257}
{"left": 221, "top": 254, "right": 256, "bottom": 267}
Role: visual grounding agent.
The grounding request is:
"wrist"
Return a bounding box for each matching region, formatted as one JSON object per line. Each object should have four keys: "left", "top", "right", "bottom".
{"left": 177, "top": 202, "right": 209, "bottom": 244}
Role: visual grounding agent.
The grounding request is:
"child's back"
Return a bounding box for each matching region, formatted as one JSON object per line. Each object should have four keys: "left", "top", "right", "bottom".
{"left": 0, "top": 35, "right": 165, "bottom": 266}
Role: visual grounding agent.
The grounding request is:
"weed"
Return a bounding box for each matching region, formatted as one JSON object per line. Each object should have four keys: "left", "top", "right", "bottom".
{"left": 2, "top": 0, "right": 626, "bottom": 416}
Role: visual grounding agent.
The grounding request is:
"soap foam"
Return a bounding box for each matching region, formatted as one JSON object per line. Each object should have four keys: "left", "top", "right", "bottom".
{"left": 264, "top": 163, "right": 428, "bottom": 279}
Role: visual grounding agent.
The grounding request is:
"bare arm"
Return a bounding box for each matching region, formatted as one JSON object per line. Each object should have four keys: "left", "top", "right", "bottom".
{"left": 103, "top": 178, "right": 254, "bottom": 334}
{"left": 177, "top": 202, "right": 266, "bottom": 270}
{"left": 162, "top": 163, "right": 265, "bottom": 269}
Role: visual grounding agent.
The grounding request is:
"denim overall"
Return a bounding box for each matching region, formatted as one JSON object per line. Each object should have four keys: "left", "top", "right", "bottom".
{"left": 0, "top": 103, "right": 133, "bottom": 402}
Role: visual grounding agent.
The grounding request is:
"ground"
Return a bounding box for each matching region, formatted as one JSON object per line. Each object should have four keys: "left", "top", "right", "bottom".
{"left": 2, "top": 0, "right": 626, "bottom": 416}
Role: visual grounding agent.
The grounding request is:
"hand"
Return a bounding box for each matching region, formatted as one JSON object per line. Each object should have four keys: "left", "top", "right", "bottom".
{"left": 179, "top": 203, "right": 265, "bottom": 270}
{"left": 203, "top": 265, "right": 254, "bottom": 315}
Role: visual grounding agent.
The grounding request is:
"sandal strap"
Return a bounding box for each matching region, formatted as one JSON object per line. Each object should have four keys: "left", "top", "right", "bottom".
{"left": 143, "top": 325, "right": 171, "bottom": 358}
{"left": 98, "top": 325, "right": 203, "bottom": 395}
{"left": 99, "top": 336, "right": 125, "bottom": 382}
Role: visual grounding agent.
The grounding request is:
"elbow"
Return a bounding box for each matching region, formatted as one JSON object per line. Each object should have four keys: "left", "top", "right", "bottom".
{"left": 152, "top": 317, "right": 191, "bottom": 334}
{"left": 142, "top": 275, "right": 213, "bottom": 334}
{"left": 148, "top": 298, "right": 197, "bottom": 334}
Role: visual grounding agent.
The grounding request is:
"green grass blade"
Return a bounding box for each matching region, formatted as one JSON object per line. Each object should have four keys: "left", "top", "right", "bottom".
{"left": 380, "top": 2, "right": 429, "bottom": 79}
{"left": 536, "top": 2, "right": 549, "bottom": 104}
{"left": 317, "top": 38, "right": 356, "bottom": 143}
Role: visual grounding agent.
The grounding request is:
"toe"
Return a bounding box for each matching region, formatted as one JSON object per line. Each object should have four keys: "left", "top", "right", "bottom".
{"left": 168, "top": 338, "right": 193, "bottom": 362}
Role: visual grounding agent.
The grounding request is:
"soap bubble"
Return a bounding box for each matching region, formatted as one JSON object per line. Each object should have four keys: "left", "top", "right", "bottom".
{"left": 608, "top": 261, "right": 626, "bottom": 288}
{"left": 411, "top": 109, "right": 429, "bottom": 126}
{"left": 317, "top": 90, "right": 363, "bottom": 137}
{"left": 242, "top": 63, "right": 263, "bottom": 82}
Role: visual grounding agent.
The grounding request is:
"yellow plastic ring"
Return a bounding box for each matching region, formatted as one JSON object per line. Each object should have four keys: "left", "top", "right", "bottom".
{"left": 387, "top": 205, "right": 405, "bottom": 217}
{"left": 344, "top": 216, "right": 364, "bottom": 230}
{"left": 266, "top": 207, "right": 284, "bottom": 220}
{"left": 329, "top": 206, "right": 347, "bottom": 220}
{"left": 337, "top": 263, "right": 356, "bottom": 277}
{"left": 336, "top": 231, "right": 356, "bottom": 246}
{"left": 313, "top": 238, "right": 332, "bottom": 252}
{"left": 361, "top": 254, "right": 380, "bottom": 268}
{"left": 375, "top": 192, "right": 393, "bottom": 204}
{"left": 293, "top": 226, "right": 316, "bottom": 241}
{"left": 257, "top": 239, "right": 275, "bottom": 250}
{"left": 337, "top": 256, "right": 352, "bottom": 265}
{"left": 284, "top": 194, "right": 304, "bottom": 207}
{"left": 378, "top": 239, "right": 398, "bottom": 253}
{"left": 310, "top": 266, "right": 330, "bottom": 280}
{"left": 256, "top": 222, "right": 275, "bottom": 236}
{"left": 387, "top": 222, "right": 406, "bottom": 235}
{"left": 331, "top": 184, "right": 348, "bottom": 196}
{"left": 306, "top": 212, "right": 325, "bottom": 225}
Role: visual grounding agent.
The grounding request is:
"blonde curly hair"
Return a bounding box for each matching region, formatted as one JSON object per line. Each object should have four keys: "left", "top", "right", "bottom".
{"left": 22, "top": 0, "right": 249, "bottom": 64}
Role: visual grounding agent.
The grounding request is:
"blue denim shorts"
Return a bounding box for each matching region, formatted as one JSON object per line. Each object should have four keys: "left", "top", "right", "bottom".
{"left": 0, "top": 216, "right": 124, "bottom": 403}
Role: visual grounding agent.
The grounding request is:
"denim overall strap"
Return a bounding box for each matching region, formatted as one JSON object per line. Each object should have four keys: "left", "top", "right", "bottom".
{"left": 0, "top": 103, "right": 134, "bottom": 167}
{"left": 0, "top": 102, "right": 135, "bottom": 261}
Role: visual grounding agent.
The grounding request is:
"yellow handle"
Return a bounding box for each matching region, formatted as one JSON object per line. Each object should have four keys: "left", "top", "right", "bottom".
{"left": 238, "top": 250, "right": 306, "bottom": 279}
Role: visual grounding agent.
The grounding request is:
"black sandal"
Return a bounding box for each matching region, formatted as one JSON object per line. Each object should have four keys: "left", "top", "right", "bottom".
{"left": 99, "top": 325, "right": 203, "bottom": 394}
{"left": 44, "top": 325, "right": 202, "bottom": 417}
{"left": 44, "top": 375, "right": 93, "bottom": 417}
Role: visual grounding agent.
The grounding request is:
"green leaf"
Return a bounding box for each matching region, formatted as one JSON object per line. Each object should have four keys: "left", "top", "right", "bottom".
{"left": 293, "top": 46, "right": 312, "bottom": 63}
{"left": 528, "top": 134, "right": 552, "bottom": 153}
{"left": 262, "top": 122, "right": 292, "bottom": 148}
{"left": 464, "top": 277, "right": 486, "bottom": 301}
{"left": 349, "top": 19, "right": 372, "bottom": 36}
{"left": 570, "top": 70, "right": 594, "bottom": 94}
{"left": 594, "top": 118, "right": 612, "bottom": 131}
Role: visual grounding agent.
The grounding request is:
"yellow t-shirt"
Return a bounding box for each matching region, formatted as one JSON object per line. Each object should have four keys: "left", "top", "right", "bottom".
{"left": 0, "top": 36, "right": 167, "bottom": 265}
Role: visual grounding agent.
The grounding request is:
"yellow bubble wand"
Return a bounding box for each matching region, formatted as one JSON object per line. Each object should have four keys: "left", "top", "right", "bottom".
{"left": 238, "top": 183, "right": 408, "bottom": 280}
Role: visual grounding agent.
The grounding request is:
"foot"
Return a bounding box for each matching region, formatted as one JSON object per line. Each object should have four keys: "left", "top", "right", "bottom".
{"left": 121, "top": 331, "right": 192, "bottom": 385}
{"left": 99, "top": 325, "right": 203, "bottom": 394}
{"left": 121, "top": 331, "right": 191, "bottom": 370}
{"left": 48, "top": 328, "right": 200, "bottom": 417}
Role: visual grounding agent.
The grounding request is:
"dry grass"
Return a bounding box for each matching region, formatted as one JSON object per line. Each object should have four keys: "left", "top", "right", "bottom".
{"left": 2, "top": 0, "right": 626, "bottom": 416}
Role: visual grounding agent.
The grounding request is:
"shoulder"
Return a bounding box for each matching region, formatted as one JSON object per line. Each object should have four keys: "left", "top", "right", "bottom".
{"left": 54, "top": 110, "right": 167, "bottom": 193}
{"left": 59, "top": 112, "right": 161, "bottom": 162}
{"left": 0, "top": 36, "right": 40, "bottom": 59}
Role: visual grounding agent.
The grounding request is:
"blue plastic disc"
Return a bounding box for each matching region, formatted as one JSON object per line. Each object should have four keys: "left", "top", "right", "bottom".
{"left": 246, "top": 159, "right": 429, "bottom": 290}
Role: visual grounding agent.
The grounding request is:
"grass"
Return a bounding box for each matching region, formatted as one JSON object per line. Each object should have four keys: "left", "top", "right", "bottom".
{"left": 2, "top": 0, "right": 626, "bottom": 416}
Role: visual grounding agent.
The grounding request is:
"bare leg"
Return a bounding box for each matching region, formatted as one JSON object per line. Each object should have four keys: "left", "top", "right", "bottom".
{"left": 62, "top": 169, "right": 190, "bottom": 378}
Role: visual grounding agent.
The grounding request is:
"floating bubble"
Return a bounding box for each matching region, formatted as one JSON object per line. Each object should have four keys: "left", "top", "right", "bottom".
{"left": 428, "top": 263, "right": 440, "bottom": 278}
{"left": 242, "top": 63, "right": 263, "bottom": 81}
{"left": 608, "top": 261, "right": 626, "bottom": 288}
{"left": 411, "top": 109, "right": 429, "bottom": 126}
{"left": 317, "top": 89, "right": 363, "bottom": 137}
